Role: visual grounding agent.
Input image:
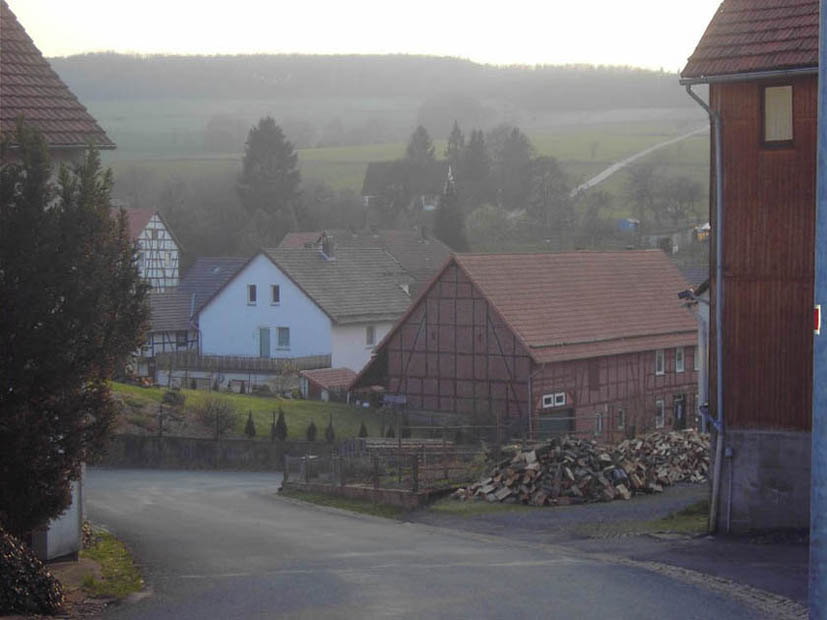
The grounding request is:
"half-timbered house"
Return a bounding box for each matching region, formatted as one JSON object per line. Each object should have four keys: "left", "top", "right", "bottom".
{"left": 352, "top": 251, "right": 698, "bottom": 441}
{"left": 124, "top": 209, "right": 182, "bottom": 291}
{"left": 681, "top": 0, "right": 819, "bottom": 532}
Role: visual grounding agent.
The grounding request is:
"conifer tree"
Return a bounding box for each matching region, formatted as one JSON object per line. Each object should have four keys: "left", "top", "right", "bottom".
{"left": 244, "top": 411, "right": 256, "bottom": 438}
{"left": 434, "top": 168, "right": 467, "bottom": 251}
{"left": 273, "top": 407, "right": 288, "bottom": 441}
{"left": 306, "top": 420, "right": 318, "bottom": 442}
{"left": 358, "top": 421, "right": 369, "bottom": 438}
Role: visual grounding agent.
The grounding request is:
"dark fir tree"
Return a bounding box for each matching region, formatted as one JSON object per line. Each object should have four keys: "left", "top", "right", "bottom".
{"left": 385, "top": 426, "right": 396, "bottom": 439}
{"left": 306, "top": 420, "right": 318, "bottom": 442}
{"left": 434, "top": 168, "right": 467, "bottom": 251}
{"left": 273, "top": 407, "right": 288, "bottom": 441}
{"left": 489, "top": 126, "right": 534, "bottom": 212}
{"left": 0, "top": 125, "right": 149, "bottom": 537}
{"left": 358, "top": 421, "right": 369, "bottom": 438}
{"left": 325, "top": 416, "right": 335, "bottom": 444}
{"left": 444, "top": 121, "right": 465, "bottom": 171}
{"left": 461, "top": 129, "right": 491, "bottom": 207}
{"left": 244, "top": 411, "right": 257, "bottom": 438}
{"left": 404, "top": 125, "right": 435, "bottom": 165}
{"left": 236, "top": 116, "right": 301, "bottom": 249}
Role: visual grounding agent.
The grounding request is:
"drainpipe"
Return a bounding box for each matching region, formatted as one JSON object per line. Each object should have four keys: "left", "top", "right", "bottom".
{"left": 685, "top": 84, "right": 726, "bottom": 534}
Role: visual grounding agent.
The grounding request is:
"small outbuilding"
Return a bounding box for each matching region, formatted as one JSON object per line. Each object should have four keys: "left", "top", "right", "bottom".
{"left": 300, "top": 367, "right": 358, "bottom": 402}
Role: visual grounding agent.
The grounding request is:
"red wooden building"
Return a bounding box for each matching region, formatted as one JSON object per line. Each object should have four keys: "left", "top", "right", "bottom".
{"left": 681, "top": 0, "right": 818, "bottom": 532}
{"left": 352, "top": 251, "right": 698, "bottom": 441}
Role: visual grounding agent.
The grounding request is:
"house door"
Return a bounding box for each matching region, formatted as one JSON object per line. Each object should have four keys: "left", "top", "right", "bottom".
{"left": 673, "top": 394, "right": 686, "bottom": 430}
{"left": 259, "top": 328, "right": 271, "bottom": 358}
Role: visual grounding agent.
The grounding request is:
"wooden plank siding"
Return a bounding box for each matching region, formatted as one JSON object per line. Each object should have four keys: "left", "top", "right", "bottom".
{"left": 710, "top": 75, "right": 817, "bottom": 431}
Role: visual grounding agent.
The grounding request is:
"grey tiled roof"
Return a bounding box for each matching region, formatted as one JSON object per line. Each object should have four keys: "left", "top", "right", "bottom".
{"left": 149, "top": 290, "right": 194, "bottom": 333}
{"left": 179, "top": 257, "right": 247, "bottom": 311}
{"left": 263, "top": 247, "right": 412, "bottom": 324}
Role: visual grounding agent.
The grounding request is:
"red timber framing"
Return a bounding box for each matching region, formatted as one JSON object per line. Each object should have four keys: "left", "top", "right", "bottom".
{"left": 354, "top": 254, "right": 699, "bottom": 440}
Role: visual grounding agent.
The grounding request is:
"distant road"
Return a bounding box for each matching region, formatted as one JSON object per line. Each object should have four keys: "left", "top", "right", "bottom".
{"left": 570, "top": 126, "right": 708, "bottom": 198}
{"left": 87, "top": 469, "right": 763, "bottom": 619}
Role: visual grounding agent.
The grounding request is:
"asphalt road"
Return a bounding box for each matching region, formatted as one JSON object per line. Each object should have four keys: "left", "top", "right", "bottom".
{"left": 86, "top": 469, "right": 770, "bottom": 619}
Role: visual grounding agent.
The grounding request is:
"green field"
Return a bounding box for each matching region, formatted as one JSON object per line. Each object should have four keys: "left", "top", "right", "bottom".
{"left": 111, "top": 381, "right": 384, "bottom": 440}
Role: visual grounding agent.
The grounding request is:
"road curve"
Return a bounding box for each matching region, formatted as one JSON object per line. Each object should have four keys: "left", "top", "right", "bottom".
{"left": 87, "top": 469, "right": 764, "bottom": 619}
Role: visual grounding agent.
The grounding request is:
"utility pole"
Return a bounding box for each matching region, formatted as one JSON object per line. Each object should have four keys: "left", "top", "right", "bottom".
{"left": 811, "top": 3, "right": 827, "bottom": 614}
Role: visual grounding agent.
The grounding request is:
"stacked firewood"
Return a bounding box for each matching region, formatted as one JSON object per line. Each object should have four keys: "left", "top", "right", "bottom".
{"left": 451, "top": 429, "right": 710, "bottom": 506}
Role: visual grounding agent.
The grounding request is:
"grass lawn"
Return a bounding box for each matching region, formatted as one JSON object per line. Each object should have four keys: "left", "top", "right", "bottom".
{"left": 80, "top": 530, "right": 144, "bottom": 600}
{"left": 111, "top": 381, "right": 383, "bottom": 440}
{"left": 279, "top": 489, "right": 406, "bottom": 519}
{"left": 574, "top": 499, "right": 710, "bottom": 539}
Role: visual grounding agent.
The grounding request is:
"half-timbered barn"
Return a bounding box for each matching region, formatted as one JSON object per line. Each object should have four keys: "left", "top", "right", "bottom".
{"left": 681, "top": 0, "right": 818, "bottom": 532}
{"left": 137, "top": 290, "right": 199, "bottom": 379}
{"left": 0, "top": 0, "right": 114, "bottom": 165}
{"left": 352, "top": 251, "right": 698, "bottom": 441}
{"left": 124, "top": 209, "right": 182, "bottom": 291}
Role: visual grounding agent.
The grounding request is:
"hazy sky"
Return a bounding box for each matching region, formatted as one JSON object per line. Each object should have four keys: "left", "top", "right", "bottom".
{"left": 12, "top": 0, "right": 722, "bottom": 72}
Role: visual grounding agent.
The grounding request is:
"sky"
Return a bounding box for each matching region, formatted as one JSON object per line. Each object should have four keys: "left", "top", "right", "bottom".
{"left": 11, "top": 0, "right": 722, "bottom": 72}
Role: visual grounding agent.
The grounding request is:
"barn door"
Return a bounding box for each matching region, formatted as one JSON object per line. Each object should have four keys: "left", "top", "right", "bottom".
{"left": 673, "top": 394, "right": 686, "bottom": 430}
{"left": 259, "top": 328, "right": 271, "bottom": 358}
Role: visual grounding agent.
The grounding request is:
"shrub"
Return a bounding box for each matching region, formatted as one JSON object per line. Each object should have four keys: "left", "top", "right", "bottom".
{"left": 358, "top": 421, "right": 368, "bottom": 438}
{"left": 252, "top": 384, "right": 271, "bottom": 395}
{"left": 244, "top": 412, "right": 256, "bottom": 438}
{"left": 385, "top": 426, "right": 395, "bottom": 439}
{"left": 273, "top": 408, "right": 288, "bottom": 441}
{"left": 325, "top": 417, "right": 335, "bottom": 444}
{"left": 196, "top": 397, "right": 238, "bottom": 438}
{"left": 212, "top": 378, "right": 220, "bottom": 391}
{"left": 190, "top": 379, "right": 197, "bottom": 390}
{"left": 162, "top": 390, "right": 185, "bottom": 407}
{"left": 0, "top": 527, "right": 64, "bottom": 615}
{"left": 306, "top": 420, "right": 318, "bottom": 442}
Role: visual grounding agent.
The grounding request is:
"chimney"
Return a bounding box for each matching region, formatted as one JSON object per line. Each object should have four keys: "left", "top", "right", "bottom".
{"left": 319, "top": 231, "right": 335, "bottom": 261}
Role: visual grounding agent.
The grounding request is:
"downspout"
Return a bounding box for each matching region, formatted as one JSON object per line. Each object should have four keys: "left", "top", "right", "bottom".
{"left": 685, "top": 84, "right": 726, "bottom": 534}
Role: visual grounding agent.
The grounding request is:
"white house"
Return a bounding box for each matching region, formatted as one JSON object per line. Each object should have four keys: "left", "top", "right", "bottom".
{"left": 123, "top": 209, "right": 182, "bottom": 291}
{"left": 197, "top": 244, "right": 412, "bottom": 374}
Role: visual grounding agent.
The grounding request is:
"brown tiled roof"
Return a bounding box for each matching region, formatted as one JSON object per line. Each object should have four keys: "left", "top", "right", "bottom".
{"left": 279, "top": 229, "right": 452, "bottom": 286}
{"left": 148, "top": 290, "right": 194, "bottom": 333}
{"left": 121, "top": 208, "right": 155, "bottom": 241}
{"left": 0, "top": 0, "right": 114, "bottom": 149}
{"left": 681, "top": 0, "right": 819, "bottom": 80}
{"left": 301, "top": 367, "right": 358, "bottom": 391}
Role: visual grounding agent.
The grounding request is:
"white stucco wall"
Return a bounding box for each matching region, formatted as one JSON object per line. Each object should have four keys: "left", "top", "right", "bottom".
{"left": 331, "top": 322, "right": 393, "bottom": 372}
{"left": 199, "top": 253, "right": 332, "bottom": 359}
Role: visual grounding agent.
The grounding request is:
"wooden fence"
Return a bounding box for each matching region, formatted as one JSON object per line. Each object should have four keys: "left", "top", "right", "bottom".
{"left": 155, "top": 351, "right": 331, "bottom": 373}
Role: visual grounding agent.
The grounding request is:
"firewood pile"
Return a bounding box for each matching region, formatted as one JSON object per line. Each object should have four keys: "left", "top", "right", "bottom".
{"left": 451, "top": 429, "right": 710, "bottom": 506}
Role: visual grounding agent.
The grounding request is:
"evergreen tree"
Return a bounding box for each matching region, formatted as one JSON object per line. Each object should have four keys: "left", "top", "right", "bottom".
{"left": 273, "top": 407, "right": 288, "bottom": 441}
{"left": 358, "top": 421, "right": 369, "bottom": 438}
{"left": 325, "top": 415, "right": 335, "bottom": 444}
{"left": 434, "top": 168, "right": 467, "bottom": 251}
{"left": 385, "top": 426, "right": 396, "bottom": 439}
{"left": 489, "top": 125, "right": 534, "bottom": 211}
{"left": 0, "top": 125, "right": 149, "bottom": 537}
{"left": 461, "top": 129, "right": 491, "bottom": 207}
{"left": 444, "top": 120, "right": 464, "bottom": 171}
{"left": 244, "top": 411, "right": 256, "bottom": 438}
{"left": 236, "top": 116, "right": 301, "bottom": 246}
{"left": 306, "top": 420, "right": 318, "bottom": 442}
{"left": 404, "top": 125, "right": 435, "bottom": 165}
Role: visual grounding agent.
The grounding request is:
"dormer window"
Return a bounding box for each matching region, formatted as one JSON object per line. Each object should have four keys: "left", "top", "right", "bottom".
{"left": 247, "top": 284, "right": 257, "bottom": 305}
{"left": 762, "top": 85, "right": 793, "bottom": 145}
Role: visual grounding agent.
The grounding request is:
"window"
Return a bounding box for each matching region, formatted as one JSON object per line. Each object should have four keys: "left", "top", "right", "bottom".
{"left": 176, "top": 330, "right": 188, "bottom": 348}
{"left": 366, "top": 325, "right": 375, "bottom": 346}
{"left": 655, "top": 399, "right": 665, "bottom": 429}
{"left": 694, "top": 345, "right": 700, "bottom": 371}
{"left": 163, "top": 253, "right": 171, "bottom": 268}
{"left": 675, "top": 348, "right": 685, "bottom": 373}
{"left": 595, "top": 413, "right": 603, "bottom": 435}
{"left": 271, "top": 285, "right": 280, "bottom": 305}
{"left": 277, "top": 327, "right": 290, "bottom": 349}
{"left": 247, "top": 284, "right": 257, "bottom": 305}
{"left": 617, "top": 408, "right": 626, "bottom": 430}
{"left": 542, "top": 393, "right": 566, "bottom": 408}
{"left": 763, "top": 85, "right": 793, "bottom": 144}
{"left": 655, "top": 349, "right": 665, "bottom": 376}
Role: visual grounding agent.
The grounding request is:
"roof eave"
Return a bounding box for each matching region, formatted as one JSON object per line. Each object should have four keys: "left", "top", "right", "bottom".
{"left": 679, "top": 66, "right": 818, "bottom": 85}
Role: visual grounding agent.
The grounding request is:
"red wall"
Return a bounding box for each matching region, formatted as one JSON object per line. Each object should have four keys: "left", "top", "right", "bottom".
{"left": 710, "top": 75, "right": 817, "bottom": 431}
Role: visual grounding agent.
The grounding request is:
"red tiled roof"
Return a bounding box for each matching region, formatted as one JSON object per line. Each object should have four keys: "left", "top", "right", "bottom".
{"left": 681, "top": 0, "right": 819, "bottom": 80}
{"left": 301, "top": 367, "right": 358, "bottom": 390}
{"left": 120, "top": 208, "right": 155, "bottom": 241}
{"left": 0, "top": 1, "right": 114, "bottom": 149}
{"left": 454, "top": 251, "right": 696, "bottom": 364}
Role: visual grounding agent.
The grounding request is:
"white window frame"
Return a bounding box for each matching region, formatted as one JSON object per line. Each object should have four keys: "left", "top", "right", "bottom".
{"left": 763, "top": 85, "right": 793, "bottom": 144}
{"left": 655, "top": 349, "right": 665, "bottom": 376}
{"left": 366, "top": 325, "right": 376, "bottom": 347}
{"left": 247, "top": 284, "right": 257, "bottom": 305}
{"left": 277, "top": 326, "right": 290, "bottom": 349}
{"left": 617, "top": 408, "right": 625, "bottom": 430}
{"left": 541, "top": 392, "right": 566, "bottom": 409}
{"left": 675, "top": 347, "right": 685, "bottom": 373}
{"left": 271, "top": 284, "right": 280, "bottom": 305}
{"left": 655, "top": 399, "right": 665, "bottom": 429}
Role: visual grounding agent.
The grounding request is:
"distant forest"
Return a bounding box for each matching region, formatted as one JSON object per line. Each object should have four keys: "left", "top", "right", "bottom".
{"left": 51, "top": 54, "right": 698, "bottom": 151}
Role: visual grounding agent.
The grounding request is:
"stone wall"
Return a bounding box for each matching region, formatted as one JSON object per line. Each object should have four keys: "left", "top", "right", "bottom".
{"left": 282, "top": 480, "right": 436, "bottom": 509}
{"left": 718, "top": 429, "right": 811, "bottom": 532}
{"left": 99, "top": 434, "right": 333, "bottom": 471}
